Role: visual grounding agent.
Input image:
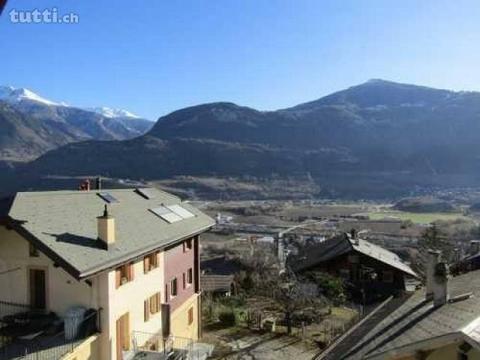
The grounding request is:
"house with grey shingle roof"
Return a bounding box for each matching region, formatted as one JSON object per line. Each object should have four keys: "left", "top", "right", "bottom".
{"left": 291, "top": 232, "right": 417, "bottom": 303}
{"left": 319, "top": 250, "right": 480, "bottom": 360}
{"left": 0, "top": 187, "right": 214, "bottom": 360}
{"left": 200, "top": 274, "right": 236, "bottom": 296}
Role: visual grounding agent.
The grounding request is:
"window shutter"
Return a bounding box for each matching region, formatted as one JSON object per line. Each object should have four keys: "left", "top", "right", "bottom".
{"left": 188, "top": 307, "right": 193, "bottom": 325}
{"left": 156, "top": 293, "right": 161, "bottom": 313}
{"left": 115, "top": 268, "right": 121, "bottom": 289}
{"left": 183, "top": 273, "right": 186, "bottom": 289}
{"left": 128, "top": 263, "right": 134, "bottom": 281}
{"left": 144, "top": 299, "right": 150, "bottom": 322}
{"left": 144, "top": 256, "right": 150, "bottom": 274}
{"left": 156, "top": 251, "right": 160, "bottom": 267}
{"left": 165, "top": 285, "right": 168, "bottom": 302}
{"left": 149, "top": 295, "right": 155, "bottom": 314}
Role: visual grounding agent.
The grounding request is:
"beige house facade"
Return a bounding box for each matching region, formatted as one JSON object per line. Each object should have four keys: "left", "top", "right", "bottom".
{"left": 0, "top": 188, "right": 214, "bottom": 360}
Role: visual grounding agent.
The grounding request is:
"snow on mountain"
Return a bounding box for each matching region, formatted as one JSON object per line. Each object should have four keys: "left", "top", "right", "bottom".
{"left": 86, "top": 106, "right": 140, "bottom": 119}
{"left": 0, "top": 85, "right": 60, "bottom": 106}
{"left": 0, "top": 86, "right": 145, "bottom": 120}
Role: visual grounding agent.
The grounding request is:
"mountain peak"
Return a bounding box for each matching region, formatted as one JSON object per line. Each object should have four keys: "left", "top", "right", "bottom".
{"left": 86, "top": 106, "right": 140, "bottom": 119}
{"left": 366, "top": 78, "right": 390, "bottom": 84}
{"left": 0, "top": 85, "right": 60, "bottom": 106}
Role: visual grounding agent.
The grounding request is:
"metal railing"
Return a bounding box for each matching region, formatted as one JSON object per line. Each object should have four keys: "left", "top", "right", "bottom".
{"left": 132, "top": 331, "right": 197, "bottom": 360}
{"left": 0, "top": 301, "right": 36, "bottom": 321}
{"left": 0, "top": 306, "right": 100, "bottom": 360}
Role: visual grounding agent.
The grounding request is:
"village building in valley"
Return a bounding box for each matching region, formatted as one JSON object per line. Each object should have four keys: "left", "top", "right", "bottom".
{"left": 0, "top": 188, "right": 214, "bottom": 360}
{"left": 321, "top": 250, "right": 480, "bottom": 360}
{"left": 291, "top": 231, "right": 418, "bottom": 303}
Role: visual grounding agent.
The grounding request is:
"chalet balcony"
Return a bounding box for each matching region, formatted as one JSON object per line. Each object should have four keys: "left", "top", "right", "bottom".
{"left": 130, "top": 331, "right": 213, "bottom": 360}
{"left": 0, "top": 301, "right": 100, "bottom": 360}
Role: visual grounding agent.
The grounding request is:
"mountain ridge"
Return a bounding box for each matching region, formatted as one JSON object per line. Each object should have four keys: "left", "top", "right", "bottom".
{"left": 0, "top": 86, "right": 154, "bottom": 161}
{"left": 9, "top": 79, "right": 480, "bottom": 198}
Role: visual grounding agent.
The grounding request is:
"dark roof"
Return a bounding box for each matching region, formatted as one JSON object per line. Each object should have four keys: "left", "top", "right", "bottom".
{"left": 7, "top": 188, "right": 214, "bottom": 279}
{"left": 201, "top": 274, "right": 235, "bottom": 293}
{"left": 322, "top": 295, "right": 411, "bottom": 360}
{"left": 336, "top": 269, "right": 480, "bottom": 359}
{"left": 292, "top": 235, "right": 352, "bottom": 272}
{"left": 201, "top": 256, "right": 244, "bottom": 275}
{"left": 0, "top": 196, "right": 14, "bottom": 219}
{"left": 293, "top": 234, "right": 417, "bottom": 277}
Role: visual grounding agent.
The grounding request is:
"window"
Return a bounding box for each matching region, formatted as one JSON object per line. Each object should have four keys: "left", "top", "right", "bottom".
{"left": 339, "top": 268, "right": 350, "bottom": 280}
{"left": 183, "top": 238, "right": 193, "bottom": 252}
{"left": 383, "top": 270, "right": 394, "bottom": 283}
{"left": 144, "top": 292, "right": 161, "bottom": 322}
{"left": 29, "top": 243, "right": 39, "bottom": 257}
{"left": 116, "top": 263, "right": 134, "bottom": 288}
{"left": 188, "top": 307, "right": 194, "bottom": 325}
{"left": 170, "top": 278, "right": 178, "bottom": 297}
{"left": 144, "top": 252, "right": 159, "bottom": 273}
{"left": 187, "top": 268, "right": 193, "bottom": 285}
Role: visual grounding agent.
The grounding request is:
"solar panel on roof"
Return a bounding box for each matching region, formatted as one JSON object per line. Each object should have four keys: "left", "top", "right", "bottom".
{"left": 161, "top": 212, "right": 183, "bottom": 223}
{"left": 136, "top": 188, "right": 155, "bottom": 199}
{"left": 150, "top": 206, "right": 183, "bottom": 223}
{"left": 98, "top": 192, "right": 119, "bottom": 203}
{"left": 167, "top": 204, "right": 195, "bottom": 219}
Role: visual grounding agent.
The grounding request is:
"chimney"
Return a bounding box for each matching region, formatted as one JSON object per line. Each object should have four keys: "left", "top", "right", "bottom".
{"left": 95, "top": 177, "right": 102, "bottom": 190}
{"left": 97, "top": 205, "right": 115, "bottom": 248}
{"left": 426, "top": 250, "right": 440, "bottom": 300}
{"left": 349, "top": 229, "right": 359, "bottom": 246}
{"left": 78, "top": 179, "right": 91, "bottom": 191}
{"left": 433, "top": 261, "right": 449, "bottom": 307}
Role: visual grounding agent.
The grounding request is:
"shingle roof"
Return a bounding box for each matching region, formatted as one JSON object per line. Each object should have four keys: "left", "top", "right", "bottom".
{"left": 322, "top": 295, "right": 411, "bottom": 360}
{"left": 8, "top": 188, "right": 214, "bottom": 279}
{"left": 201, "top": 274, "right": 235, "bottom": 293}
{"left": 351, "top": 238, "right": 417, "bottom": 278}
{"left": 294, "top": 234, "right": 417, "bottom": 278}
{"left": 292, "top": 235, "right": 352, "bottom": 272}
{"left": 340, "top": 269, "right": 480, "bottom": 359}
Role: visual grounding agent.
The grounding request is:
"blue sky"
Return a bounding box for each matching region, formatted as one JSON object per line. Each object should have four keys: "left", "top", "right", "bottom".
{"left": 1, "top": 0, "right": 480, "bottom": 120}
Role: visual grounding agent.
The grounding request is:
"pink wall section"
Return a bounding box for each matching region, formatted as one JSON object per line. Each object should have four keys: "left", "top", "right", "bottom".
{"left": 164, "top": 237, "right": 197, "bottom": 312}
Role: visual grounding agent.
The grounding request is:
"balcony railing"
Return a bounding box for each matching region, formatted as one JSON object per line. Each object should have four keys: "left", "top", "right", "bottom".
{"left": 132, "top": 331, "right": 206, "bottom": 360}
{"left": 0, "top": 302, "right": 100, "bottom": 360}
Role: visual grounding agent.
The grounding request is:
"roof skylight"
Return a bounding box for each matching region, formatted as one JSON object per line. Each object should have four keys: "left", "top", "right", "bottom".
{"left": 98, "top": 192, "right": 119, "bottom": 204}
{"left": 136, "top": 188, "right": 155, "bottom": 200}
{"left": 166, "top": 204, "right": 195, "bottom": 219}
{"left": 150, "top": 204, "right": 196, "bottom": 224}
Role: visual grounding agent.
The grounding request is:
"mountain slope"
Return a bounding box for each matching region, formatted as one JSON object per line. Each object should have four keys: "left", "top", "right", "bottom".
{"left": 24, "top": 80, "right": 480, "bottom": 197}
{"left": 0, "top": 102, "right": 85, "bottom": 161}
{"left": 0, "top": 86, "right": 153, "bottom": 161}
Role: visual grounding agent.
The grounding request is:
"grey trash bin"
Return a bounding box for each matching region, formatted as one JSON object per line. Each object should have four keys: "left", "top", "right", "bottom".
{"left": 64, "top": 306, "right": 87, "bottom": 340}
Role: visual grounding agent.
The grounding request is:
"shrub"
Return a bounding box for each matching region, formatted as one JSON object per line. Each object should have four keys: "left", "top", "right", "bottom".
{"left": 218, "top": 310, "right": 236, "bottom": 326}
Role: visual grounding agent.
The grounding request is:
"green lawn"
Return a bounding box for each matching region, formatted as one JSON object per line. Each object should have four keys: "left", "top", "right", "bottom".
{"left": 366, "top": 210, "right": 467, "bottom": 224}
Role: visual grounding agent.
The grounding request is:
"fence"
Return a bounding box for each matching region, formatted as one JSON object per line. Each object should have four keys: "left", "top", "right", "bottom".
{"left": 132, "top": 331, "right": 204, "bottom": 360}
{"left": 0, "top": 305, "right": 99, "bottom": 360}
{"left": 0, "top": 301, "right": 35, "bottom": 320}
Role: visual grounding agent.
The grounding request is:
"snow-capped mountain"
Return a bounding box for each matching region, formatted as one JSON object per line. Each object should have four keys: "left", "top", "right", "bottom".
{"left": 86, "top": 106, "right": 140, "bottom": 119}
{"left": 0, "top": 85, "right": 61, "bottom": 106}
{"left": 0, "top": 85, "right": 154, "bottom": 161}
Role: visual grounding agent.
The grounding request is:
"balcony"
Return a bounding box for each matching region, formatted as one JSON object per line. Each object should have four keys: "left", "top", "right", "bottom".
{"left": 130, "top": 331, "right": 213, "bottom": 360}
{"left": 0, "top": 301, "right": 100, "bottom": 360}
